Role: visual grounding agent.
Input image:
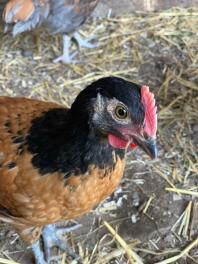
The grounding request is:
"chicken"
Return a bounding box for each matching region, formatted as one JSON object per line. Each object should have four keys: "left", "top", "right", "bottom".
{"left": 0, "top": 76, "right": 157, "bottom": 264}
{"left": 2, "top": 0, "right": 100, "bottom": 63}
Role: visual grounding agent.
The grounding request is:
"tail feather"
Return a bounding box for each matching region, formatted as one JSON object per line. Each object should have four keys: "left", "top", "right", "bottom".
{"left": 3, "top": 0, "right": 35, "bottom": 23}
{"left": 0, "top": 208, "right": 14, "bottom": 223}
{"left": 3, "top": 0, "right": 50, "bottom": 35}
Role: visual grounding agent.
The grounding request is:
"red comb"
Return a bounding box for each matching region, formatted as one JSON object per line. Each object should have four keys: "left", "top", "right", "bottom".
{"left": 141, "top": 86, "right": 157, "bottom": 138}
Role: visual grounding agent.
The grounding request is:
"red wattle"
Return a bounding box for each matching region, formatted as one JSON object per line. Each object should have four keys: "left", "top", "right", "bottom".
{"left": 130, "top": 143, "right": 138, "bottom": 149}
{"left": 108, "top": 134, "right": 137, "bottom": 149}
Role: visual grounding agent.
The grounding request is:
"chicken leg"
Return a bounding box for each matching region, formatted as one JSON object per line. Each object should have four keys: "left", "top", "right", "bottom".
{"left": 31, "top": 223, "right": 81, "bottom": 264}
{"left": 73, "top": 32, "right": 97, "bottom": 49}
{"left": 53, "top": 32, "right": 97, "bottom": 64}
{"left": 31, "top": 241, "right": 47, "bottom": 264}
{"left": 53, "top": 35, "right": 78, "bottom": 64}
{"left": 42, "top": 223, "right": 81, "bottom": 263}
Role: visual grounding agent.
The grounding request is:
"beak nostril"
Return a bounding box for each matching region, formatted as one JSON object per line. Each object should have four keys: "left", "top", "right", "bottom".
{"left": 133, "top": 135, "right": 157, "bottom": 159}
{"left": 144, "top": 132, "right": 149, "bottom": 140}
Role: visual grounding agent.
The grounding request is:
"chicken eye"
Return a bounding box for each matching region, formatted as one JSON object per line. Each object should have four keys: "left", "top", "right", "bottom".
{"left": 115, "top": 106, "right": 128, "bottom": 119}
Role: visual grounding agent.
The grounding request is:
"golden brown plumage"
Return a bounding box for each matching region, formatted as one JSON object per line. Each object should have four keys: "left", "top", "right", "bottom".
{"left": 0, "top": 97, "right": 61, "bottom": 243}
{"left": 0, "top": 77, "right": 157, "bottom": 263}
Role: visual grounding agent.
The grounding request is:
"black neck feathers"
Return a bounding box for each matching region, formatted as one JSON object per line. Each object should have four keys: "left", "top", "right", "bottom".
{"left": 26, "top": 108, "right": 124, "bottom": 177}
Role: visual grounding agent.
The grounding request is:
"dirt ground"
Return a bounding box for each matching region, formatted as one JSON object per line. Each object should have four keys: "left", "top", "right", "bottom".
{"left": 0, "top": 1, "right": 198, "bottom": 264}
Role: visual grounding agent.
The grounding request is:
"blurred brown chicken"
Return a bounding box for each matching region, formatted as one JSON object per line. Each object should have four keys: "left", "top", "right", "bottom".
{"left": 0, "top": 77, "right": 157, "bottom": 263}
{"left": 2, "top": 0, "right": 100, "bottom": 63}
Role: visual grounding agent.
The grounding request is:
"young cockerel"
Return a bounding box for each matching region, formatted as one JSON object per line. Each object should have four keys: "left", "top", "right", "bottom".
{"left": 0, "top": 77, "right": 157, "bottom": 263}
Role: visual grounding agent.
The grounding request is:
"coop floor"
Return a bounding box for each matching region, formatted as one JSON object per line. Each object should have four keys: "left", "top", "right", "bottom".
{"left": 0, "top": 5, "right": 198, "bottom": 264}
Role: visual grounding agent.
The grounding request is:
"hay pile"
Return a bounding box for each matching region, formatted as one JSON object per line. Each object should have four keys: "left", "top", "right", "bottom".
{"left": 0, "top": 7, "right": 197, "bottom": 264}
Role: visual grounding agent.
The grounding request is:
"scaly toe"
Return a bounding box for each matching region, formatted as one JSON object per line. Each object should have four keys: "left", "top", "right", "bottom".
{"left": 73, "top": 32, "right": 98, "bottom": 49}
{"left": 31, "top": 241, "right": 47, "bottom": 264}
{"left": 55, "top": 223, "right": 82, "bottom": 237}
{"left": 42, "top": 224, "right": 81, "bottom": 263}
{"left": 53, "top": 51, "right": 78, "bottom": 64}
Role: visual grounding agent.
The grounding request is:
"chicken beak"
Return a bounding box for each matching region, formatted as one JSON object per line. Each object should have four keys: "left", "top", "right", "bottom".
{"left": 133, "top": 136, "right": 157, "bottom": 159}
